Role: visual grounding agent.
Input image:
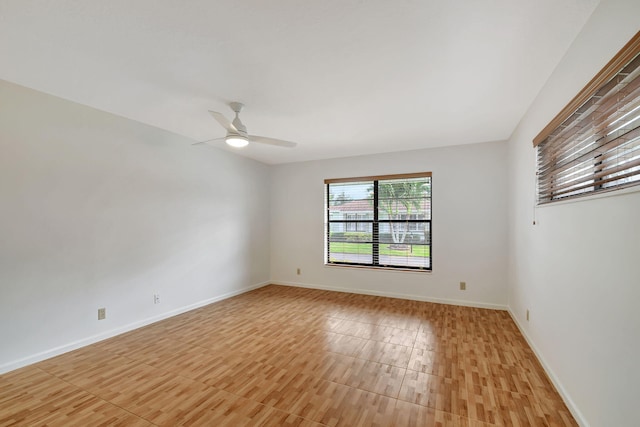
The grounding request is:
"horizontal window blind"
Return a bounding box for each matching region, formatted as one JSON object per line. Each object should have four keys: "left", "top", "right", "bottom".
{"left": 535, "top": 32, "right": 640, "bottom": 204}
{"left": 325, "top": 172, "right": 432, "bottom": 271}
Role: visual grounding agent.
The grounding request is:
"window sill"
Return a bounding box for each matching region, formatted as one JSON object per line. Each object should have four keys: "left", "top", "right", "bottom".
{"left": 536, "top": 183, "right": 640, "bottom": 208}
{"left": 324, "top": 263, "right": 432, "bottom": 274}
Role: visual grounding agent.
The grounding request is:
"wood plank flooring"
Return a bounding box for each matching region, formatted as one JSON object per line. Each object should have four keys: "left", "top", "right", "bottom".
{"left": 0, "top": 285, "right": 576, "bottom": 426}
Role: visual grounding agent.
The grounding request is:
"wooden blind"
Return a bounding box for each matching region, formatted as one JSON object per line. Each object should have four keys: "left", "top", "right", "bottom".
{"left": 535, "top": 31, "right": 640, "bottom": 204}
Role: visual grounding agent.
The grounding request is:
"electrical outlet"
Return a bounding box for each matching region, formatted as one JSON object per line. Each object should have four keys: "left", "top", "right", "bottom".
{"left": 459, "top": 281, "right": 466, "bottom": 290}
{"left": 296, "top": 268, "right": 301, "bottom": 275}
{"left": 526, "top": 309, "right": 530, "bottom": 321}
{"left": 154, "top": 294, "right": 160, "bottom": 304}
{"left": 98, "top": 308, "right": 106, "bottom": 320}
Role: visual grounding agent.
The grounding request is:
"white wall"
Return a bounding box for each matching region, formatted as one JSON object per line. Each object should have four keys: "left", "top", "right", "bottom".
{"left": 0, "top": 80, "right": 271, "bottom": 372}
{"left": 271, "top": 141, "right": 508, "bottom": 308}
{"left": 506, "top": 1, "right": 640, "bottom": 426}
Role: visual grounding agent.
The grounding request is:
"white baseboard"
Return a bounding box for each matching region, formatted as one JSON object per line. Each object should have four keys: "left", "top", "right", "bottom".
{"left": 507, "top": 309, "right": 588, "bottom": 427}
{"left": 273, "top": 280, "right": 508, "bottom": 311}
{"left": 0, "top": 281, "right": 269, "bottom": 375}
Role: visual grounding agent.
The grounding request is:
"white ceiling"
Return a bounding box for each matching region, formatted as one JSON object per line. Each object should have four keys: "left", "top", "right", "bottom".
{"left": 0, "top": 0, "right": 599, "bottom": 164}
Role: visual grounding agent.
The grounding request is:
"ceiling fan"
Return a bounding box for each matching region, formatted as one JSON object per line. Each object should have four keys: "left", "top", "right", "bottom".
{"left": 199, "top": 102, "right": 297, "bottom": 149}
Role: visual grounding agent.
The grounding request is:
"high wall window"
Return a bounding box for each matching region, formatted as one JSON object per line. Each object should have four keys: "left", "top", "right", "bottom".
{"left": 325, "top": 172, "right": 432, "bottom": 270}
{"left": 534, "top": 31, "right": 640, "bottom": 204}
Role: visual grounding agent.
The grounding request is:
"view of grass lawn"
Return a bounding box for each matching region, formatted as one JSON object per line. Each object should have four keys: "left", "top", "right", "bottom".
{"left": 329, "top": 242, "right": 430, "bottom": 257}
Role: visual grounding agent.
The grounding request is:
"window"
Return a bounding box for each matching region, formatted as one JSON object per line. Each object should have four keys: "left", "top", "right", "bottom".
{"left": 534, "top": 31, "right": 640, "bottom": 204}
{"left": 400, "top": 214, "right": 426, "bottom": 231}
{"left": 325, "top": 172, "right": 432, "bottom": 270}
{"left": 345, "top": 214, "right": 370, "bottom": 231}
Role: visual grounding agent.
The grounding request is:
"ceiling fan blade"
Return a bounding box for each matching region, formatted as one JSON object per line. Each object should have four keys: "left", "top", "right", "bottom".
{"left": 249, "top": 135, "right": 297, "bottom": 148}
{"left": 208, "top": 110, "right": 238, "bottom": 133}
{"left": 192, "top": 137, "right": 225, "bottom": 146}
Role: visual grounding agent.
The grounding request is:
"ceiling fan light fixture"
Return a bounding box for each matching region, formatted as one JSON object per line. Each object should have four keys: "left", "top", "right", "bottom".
{"left": 225, "top": 135, "right": 249, "bottom": 148}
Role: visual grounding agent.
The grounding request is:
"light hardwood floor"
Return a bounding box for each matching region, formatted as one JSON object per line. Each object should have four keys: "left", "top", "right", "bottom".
{"left": 0, "top": 285, "right": 575, "bottom": 426}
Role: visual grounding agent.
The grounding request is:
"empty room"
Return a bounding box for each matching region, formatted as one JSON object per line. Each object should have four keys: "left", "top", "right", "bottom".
{"left": 1, "top": 1, "right": 638, "bottom": 426}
